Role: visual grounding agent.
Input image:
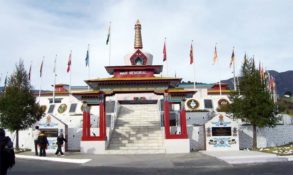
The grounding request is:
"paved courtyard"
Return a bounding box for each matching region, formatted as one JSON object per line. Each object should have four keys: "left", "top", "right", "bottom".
{"left": 9, "top": 151, "right": 293, "bottom": 175}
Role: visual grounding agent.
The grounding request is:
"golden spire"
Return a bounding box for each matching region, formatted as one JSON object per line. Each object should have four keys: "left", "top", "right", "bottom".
{"left": 134, "top": 19, "right": 143, "bottom": 49}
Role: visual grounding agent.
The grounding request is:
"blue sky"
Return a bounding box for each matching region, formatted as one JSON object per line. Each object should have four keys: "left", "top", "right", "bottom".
{"left": 0, "top": 0, "right": 292, "bottom": 90}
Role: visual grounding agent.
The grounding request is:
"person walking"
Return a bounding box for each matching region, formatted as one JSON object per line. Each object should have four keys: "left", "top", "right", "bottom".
{"left": 55, "top": 133, "right": 67, "bottom": 156}
{"left": 32, "top": 126, "right": 40, "bottom": 156}
{"left": 0, "top": 128, "right": 15, "bottom": 175}
{"left": 37, "top": 131, "right": 49, "bottom": 157}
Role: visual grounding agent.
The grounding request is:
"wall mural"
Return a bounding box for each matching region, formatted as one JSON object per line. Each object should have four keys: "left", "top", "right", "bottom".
{"left": 205, "top": 114, "right": 239, "bottom": 151}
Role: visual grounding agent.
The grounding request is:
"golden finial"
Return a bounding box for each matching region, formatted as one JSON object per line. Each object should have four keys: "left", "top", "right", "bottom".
{"left": 134, "top": 19, "right": 143, "bottom": 49}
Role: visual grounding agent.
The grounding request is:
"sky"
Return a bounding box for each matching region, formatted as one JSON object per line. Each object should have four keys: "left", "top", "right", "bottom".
{"left": 0, "top": 0, "right": 292, "bottom": 90}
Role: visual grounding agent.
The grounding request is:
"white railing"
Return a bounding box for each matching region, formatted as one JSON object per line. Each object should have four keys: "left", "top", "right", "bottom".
{"left": 106, "top": 100, "right": 120, "bottom": 148}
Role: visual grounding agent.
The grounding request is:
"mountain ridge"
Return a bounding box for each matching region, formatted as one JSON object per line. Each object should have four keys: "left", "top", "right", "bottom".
{"left": 222, "top": 70, "right": 293, "bottom": 95}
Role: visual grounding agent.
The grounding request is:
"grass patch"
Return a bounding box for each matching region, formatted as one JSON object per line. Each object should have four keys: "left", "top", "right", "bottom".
{"left": 258, "top": 142, "right": 293, "bottom": 156}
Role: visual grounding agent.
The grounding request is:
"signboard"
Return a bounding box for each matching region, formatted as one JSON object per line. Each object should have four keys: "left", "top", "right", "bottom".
{"left": 35, "top": 114, "right": 67, "bottom": 153}
{"left": 205, "top": 114, "right": 239, "bottom": 151}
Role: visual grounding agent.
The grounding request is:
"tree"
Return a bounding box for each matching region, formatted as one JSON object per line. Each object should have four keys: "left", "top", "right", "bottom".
{"left": 0, "top": 60, "right": 44, "bottom": 150}
{"left": 228, "top": 57, "right": 278, "bottom": 149}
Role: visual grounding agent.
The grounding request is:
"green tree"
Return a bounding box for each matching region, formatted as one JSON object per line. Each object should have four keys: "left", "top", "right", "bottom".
{"left": 228, "top": 57, "right": 278, "bottom": 149}
{"left": 0, "top": 60, "right": 44, "bottom": 150}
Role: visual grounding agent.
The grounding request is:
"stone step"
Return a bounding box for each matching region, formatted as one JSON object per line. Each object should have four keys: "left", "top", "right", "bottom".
{"left": 109, "top": 143, "right": 164, "bottom": 147}
{"left": 106, "top": 149, "right": 166, "bottom": 154}
{"left": 110, "top": 140, "right": 164, "bottom": 144}
{"left": 111, "top": 133, "right": 163, "bottom": 138}
{"left": 109, "top": 147, "right": 164, "bottom": 150}
{"left": 114, "top": 128, "right": 162, "bottom": 132}
{"left": 110, "top": 137, "right": 164, "bottom": 141}
{"left": 108, "top": 104, "right": 164, "bottom": 153}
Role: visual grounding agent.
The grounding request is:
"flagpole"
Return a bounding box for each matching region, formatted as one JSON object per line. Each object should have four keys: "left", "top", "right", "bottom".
{"left": 69, "top": 50, "right": 72, "bottom": 93}
{"left": 88, "top": 44, "right": 90, "bottom": 90}
{"left": 38, "top": 57, "right": 44, "bottom": 103}
{"left": 217, "top": 44, "right": 222, "bottom": 96}
{"left": 165, "top": 38, "right": 168, "bottom": 76}
{"left": 29, "top": 61, "right": 32, "bottom": 92}
{"left": 213, "top": 43, "right": 221, "bottom": 95}
{"left": 192, "top": 40, "right": 196, "bottom": 90}
{"left": 108, "top": 22, "right": 111, "bottom": 66}
{"left": 232, "top": 47, "right": 237, "bottom": 91}
{"left": 53, "top": 55, "right": 57, "bottom": 104}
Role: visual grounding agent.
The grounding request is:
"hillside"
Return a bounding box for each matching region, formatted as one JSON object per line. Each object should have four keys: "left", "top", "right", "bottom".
{"left": 222, "top": 70, "right": 293, "bottom": 95}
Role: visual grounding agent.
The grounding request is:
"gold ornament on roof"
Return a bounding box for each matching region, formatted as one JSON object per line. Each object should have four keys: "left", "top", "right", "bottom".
{"left": 134, "top": 19, "right": 143, "bottom": 49}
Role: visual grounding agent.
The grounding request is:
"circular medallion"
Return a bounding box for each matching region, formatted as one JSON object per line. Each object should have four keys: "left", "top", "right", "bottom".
{"left": 186, "top": 99, "right": 199, "bottom": 110}
{"left": 81, "top": 104, "right": 91, "bottom": 112}
{"left": 58, "top": 104, "right": 67, "bottom": 114}
{"left": 218, "top": 99, "right": 229, "bottom": 107}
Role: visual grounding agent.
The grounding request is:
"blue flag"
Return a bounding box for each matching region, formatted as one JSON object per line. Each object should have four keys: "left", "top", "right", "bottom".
{"left": 85, "top": 50, "right": 89, "bottom": 67}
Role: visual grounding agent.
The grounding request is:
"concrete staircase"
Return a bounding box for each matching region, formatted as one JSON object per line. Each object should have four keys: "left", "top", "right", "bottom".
{"left": 107, "top": 104, "right": 165, "bottom": 154}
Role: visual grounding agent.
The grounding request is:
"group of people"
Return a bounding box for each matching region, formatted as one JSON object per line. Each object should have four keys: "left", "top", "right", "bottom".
{"left": 0, "top": 126, "right": 67, "bottom": 175}
{"left": 33, "top": 126, "right": 67, "bottom": 157}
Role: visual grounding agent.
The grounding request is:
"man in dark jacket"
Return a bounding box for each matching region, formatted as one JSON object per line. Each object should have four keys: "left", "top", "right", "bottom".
{"left": 55, "top": 133, "right": 66, "bottom": 156}
{"left": 37, "top": 131, "right": 49, "bottom": 157}
{"left": 0, "top": 128, "right": 15, "bottom": 175}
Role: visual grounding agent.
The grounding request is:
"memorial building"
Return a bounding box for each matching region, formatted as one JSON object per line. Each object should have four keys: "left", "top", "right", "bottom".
{"left": 19, "top": 20, "right": 235, "bottom": 154}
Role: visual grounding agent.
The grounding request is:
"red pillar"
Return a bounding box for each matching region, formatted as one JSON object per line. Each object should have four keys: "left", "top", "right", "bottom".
{"left": 82, "top": 111, "right": 87, "bottom": 140}
{"left": 99, "top": 102, "right": 106, "bottom": 140}
{"left": 86, "top": 111, "right": 91, "bottom": 137}
{"left": 180, "top": 109, "right": 188, "bottom": 138}
{"left": 164, "top": 100, "right": 171, "bottom": 138}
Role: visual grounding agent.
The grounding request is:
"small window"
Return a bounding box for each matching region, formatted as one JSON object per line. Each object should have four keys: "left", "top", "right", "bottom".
{"left": 49, "top": 98, "right": 62, "bottom": 103}
{"left": 204, "top": 99, "right": 213, "bottom": 109}
{"left": 48, "top": 105, "right": 55, "bottom": 113}
{"left": 69, "top": 103, "right": 77, "bottom": 113}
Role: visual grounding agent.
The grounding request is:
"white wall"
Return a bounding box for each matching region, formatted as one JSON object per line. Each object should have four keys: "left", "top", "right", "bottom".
{"left": 239, "top": 125, "right": 293, "bottom": 148}
{"left": 188, "top": 126, "right": 205, "bottom": 151}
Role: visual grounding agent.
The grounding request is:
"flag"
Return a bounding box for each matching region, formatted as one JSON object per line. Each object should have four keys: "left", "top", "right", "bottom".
{"left": 53, "top": 56, "right": 57, "bottom": 75}
{"left": 106, "top": 23, "right": 111, "bottom": 45}
{"left": 163, "top": 41, "right": 167, "bottom": 62}
{"left": 4, "top": 74, "right": 7, "bottom": 89}
{"left": 213, "top": 45, "right": 218, "bottom": 65}
{"left": 85, "top": 49, "right": 89, "bottom": 67}
{"left": 67, "top": 51, "right": 72, "bottom": 73}
{"left": 40, "top": 60, "right": 43, "bottom": 77}
{"left": 189, "top": 43, "right": 193, "bottom": 64}
{"left": 259, "top": 62, "right": 264, "bottom": 81}
{"left": 230, "top": 48, "right": 235, "bottom": 68}
{"left": 28, "top": 64, "right": 32, "bottom": 81}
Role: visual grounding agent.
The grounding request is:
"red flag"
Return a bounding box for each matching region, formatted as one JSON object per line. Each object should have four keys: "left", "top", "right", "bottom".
{"left": 189, "top": 43, "right": 193, "bottom": 64}
{"left": 28, "top": 64, "right": 32, "bottom": 81}
{"left": 67, "top": 51, "right": 72, "bottom": 73}
{"left": 40, "top": 60, "right": 43, "bottom": 77}
{"left": 163, "top": 41, "right": 167, "bottom": 62}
